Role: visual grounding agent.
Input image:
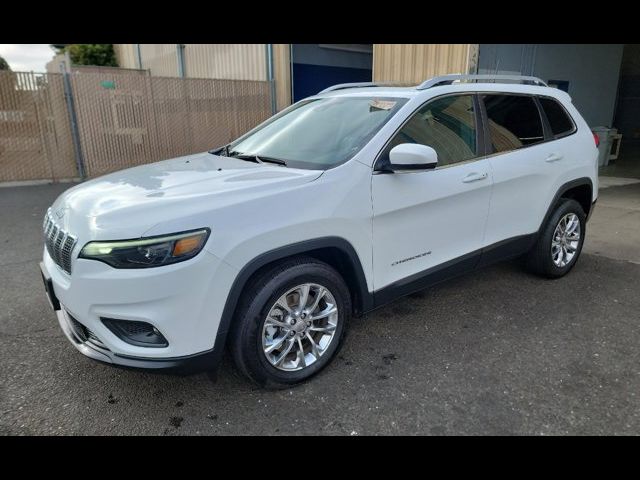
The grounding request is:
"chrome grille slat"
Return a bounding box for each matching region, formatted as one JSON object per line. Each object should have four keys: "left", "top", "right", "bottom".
{"left": 50, "top": 225, "right": 59, "bottom": 265}
{"left": 43, "top": 209, "right": 77, "bottom": 274}
{"left": 53, "top": 228, "right": 63, "bottom": 265}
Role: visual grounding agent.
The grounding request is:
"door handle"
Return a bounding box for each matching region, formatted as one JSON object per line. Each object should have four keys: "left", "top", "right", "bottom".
{"left": 545, "top": 153, "right": 563, "bottom": 163}
{"left": 462, "top": 172, "right": 488, "bottom": 183}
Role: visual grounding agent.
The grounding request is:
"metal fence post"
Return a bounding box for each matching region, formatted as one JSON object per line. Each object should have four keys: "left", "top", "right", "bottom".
{"left": 265, "top": 44, "right": 277, "bottom": 115}
{"left": 60, "top": 61, "right": 87, "bottom": 179}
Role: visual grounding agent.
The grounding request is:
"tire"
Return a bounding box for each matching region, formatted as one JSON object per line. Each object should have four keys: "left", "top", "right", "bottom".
{"left": 229, "top": 256, "right": 351, "bottom": 389}
{"left": 526, "top": 198, "right": 586, "bottom": 278}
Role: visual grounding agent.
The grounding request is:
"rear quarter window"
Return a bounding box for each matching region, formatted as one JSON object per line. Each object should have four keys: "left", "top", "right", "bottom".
{"left": 539, "top": 97, "right": 576, "bottom": 137}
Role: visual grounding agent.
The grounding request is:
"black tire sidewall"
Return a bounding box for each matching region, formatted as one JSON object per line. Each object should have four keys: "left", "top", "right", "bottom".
{"left": 234, "top": 260, "right": 351, "bottom": 388}
{"left": 540, "top": 199, "right": 586, "bottom": 277}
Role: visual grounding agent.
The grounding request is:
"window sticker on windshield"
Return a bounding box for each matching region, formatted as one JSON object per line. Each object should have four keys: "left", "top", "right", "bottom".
{"left": 369, "top": 100, "right": 396, "bottom": 111}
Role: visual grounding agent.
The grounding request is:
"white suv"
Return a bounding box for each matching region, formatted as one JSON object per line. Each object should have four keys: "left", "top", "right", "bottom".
{"left": 40, "top": 74, "right": 598, "bottom": 388}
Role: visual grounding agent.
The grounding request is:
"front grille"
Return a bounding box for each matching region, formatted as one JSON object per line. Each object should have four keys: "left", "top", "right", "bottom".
{"left": 43, "top": 210, "right": 77, "bottom": 274}
{"left": 68, "top": 314, "right": 109, "bottom": 351}
{"left": 68, "top": 315, "right": 88, "bottom": 341}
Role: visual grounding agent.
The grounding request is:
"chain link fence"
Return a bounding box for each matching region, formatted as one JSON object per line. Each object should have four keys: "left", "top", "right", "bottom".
{"left": 0, "top": 70, "right": 272, "bottom": 184}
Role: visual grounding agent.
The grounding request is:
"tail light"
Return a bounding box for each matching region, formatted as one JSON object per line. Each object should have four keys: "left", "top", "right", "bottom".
{"left": 593, "top": 132, "right": 600, "bottom": 147}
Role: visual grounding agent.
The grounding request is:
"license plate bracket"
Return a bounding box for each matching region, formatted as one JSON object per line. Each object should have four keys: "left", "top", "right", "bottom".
{"left": 39, "top": 262, "right": 61, "bottom": 311}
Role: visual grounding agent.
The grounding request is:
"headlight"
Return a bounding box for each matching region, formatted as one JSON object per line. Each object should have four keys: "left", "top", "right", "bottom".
{"left": 79, "top": 228, "right": 210, "bottom": 268}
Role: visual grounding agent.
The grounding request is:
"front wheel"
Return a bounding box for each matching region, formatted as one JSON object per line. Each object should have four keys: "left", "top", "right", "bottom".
{"left": 229, "top": 257, "right": 351, "bottom": 388}
{"left": 526, "top": 198, "right": 586, "bottom": 278}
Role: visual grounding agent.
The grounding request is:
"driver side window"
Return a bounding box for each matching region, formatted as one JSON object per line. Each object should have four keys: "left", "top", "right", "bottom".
{"left": 379, "top": 94, "right": 479, "bottom": 169}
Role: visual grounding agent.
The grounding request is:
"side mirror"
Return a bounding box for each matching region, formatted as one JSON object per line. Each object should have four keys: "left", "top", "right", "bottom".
{"left": 388, "top": 143, "right": 438, "bottom": 171}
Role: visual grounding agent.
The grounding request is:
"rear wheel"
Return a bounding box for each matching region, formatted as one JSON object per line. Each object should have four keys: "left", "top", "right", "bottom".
{"left": 229, "top": 257, "right": 350, "bottom": 388}
{"left": 526, "top": 198, "right": 586, "bottom": 278}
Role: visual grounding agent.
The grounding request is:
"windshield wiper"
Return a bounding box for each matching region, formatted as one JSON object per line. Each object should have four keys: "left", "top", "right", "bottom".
{"left": 208, "top": 144, "right": 230, "bottom": 156}
{"left": 228, "top": 152, "right": 287, "bottom": 166}
{"left": 255, "top": 155, "right": 287, "bottom": 166}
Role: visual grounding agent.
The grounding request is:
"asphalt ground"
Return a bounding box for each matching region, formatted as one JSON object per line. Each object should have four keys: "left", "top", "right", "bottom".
{"left": 1, "top": 182, "right": 639, "bottom": 435}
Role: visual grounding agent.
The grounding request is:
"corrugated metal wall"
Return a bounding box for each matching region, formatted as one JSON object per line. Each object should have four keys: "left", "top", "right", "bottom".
{"left": 45, "top": 53, "right": 69, "bottom": 73}
{"left": 273, "top": 44, "right": 291, "bottom": 111}
{"left": 183, "top": 44, "right": 266, "bottom": 80}
{"left": 373, "top": 44, "right": 475, "bottom": 84}
{"left": 114, "top": 44, "right": 477, "bottom": 109}
{"left": 115, "top": 44, "right": 268, "bottom": 80}
{"left": 138, "top": 44, "right": 179, "bottom": 77}
{"left": 114, "top": 44, "right": 138, "bottom": 69}
{"left": 114, "top": 44, "right": 293, "bottom": 110}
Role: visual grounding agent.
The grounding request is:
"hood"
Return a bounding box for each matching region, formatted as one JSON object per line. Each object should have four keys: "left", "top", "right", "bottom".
{"left": 52, "top": 152, "right": 323, "bottom": 237}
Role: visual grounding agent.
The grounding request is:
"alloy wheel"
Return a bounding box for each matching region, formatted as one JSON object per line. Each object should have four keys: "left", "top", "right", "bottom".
{"left": 261, "top": 283, "right": 339, "bottom": 371}
{"left": 551, "top": 213, "right": 581, "bottom": 267}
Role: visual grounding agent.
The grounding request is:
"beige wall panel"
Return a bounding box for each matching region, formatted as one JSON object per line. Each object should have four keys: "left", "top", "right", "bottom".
{"left": 373, "top": 44, "right": 474, "bottom": 84}
{"left": 46, "top": 53, "right": 68, "bottom": 73}
{"left": 183, "top": 44, "right": 267, "bottom": 81}
{"left": 273, "top": 44, "right": 291, "bottom": 111}
{"left": 114, "top": 44, "right": 138, "bottom": 69}
{"left": 139, "top": 44, "right": 179, "bottom": 77}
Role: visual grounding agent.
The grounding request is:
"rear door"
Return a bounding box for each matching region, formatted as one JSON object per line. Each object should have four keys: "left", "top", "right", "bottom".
{"left": 480, "top": 93, "right": 565, "bottom": 246}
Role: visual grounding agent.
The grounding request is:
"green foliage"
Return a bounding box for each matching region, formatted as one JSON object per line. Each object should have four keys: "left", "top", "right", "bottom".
{"left": 64, "top": 44, "right": 118, "bottom": 67}
{"left": 0, "top": 56, "right": 10, "bottom": 71}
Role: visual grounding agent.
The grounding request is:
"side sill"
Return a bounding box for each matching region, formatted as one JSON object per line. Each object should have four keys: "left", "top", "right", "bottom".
{"left": 370, "top": 233, "right": 537, "bottom": 312}
{"left": 372, "top": 250, "right": 480, "bottom": 309}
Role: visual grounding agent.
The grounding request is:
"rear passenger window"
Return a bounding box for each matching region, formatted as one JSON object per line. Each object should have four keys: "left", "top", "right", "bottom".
{"left": 482, "top": 95, "right": 544, "bottom": 153}
{"left": 539, "top": 97, "right": 575, "bottom": 137}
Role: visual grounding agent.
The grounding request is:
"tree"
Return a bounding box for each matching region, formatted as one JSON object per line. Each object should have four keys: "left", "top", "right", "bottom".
{"left": 0, "top": 56, "right": 10, "bottom": 71}
{"left": 60, "top": 44, "right": 118, "bottom": 67}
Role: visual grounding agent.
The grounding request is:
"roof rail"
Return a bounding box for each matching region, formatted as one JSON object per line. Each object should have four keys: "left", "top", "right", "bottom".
{"left": 416, "top": 74, "right": 548, "bottom": 90}
{"left": 319, "top": 82, "right": 384, "bottom": 94}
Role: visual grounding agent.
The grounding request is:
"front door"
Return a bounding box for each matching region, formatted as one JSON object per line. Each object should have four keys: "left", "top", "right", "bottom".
{"left": 372, "top": 94, "right": 493, "bottom": 295}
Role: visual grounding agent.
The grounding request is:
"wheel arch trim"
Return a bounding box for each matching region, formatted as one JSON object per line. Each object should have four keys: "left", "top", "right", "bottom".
{"left": 212, "top": 236, "right": 372, "bottom": 355}
{"left": 539, "top": 177, "right": 593, "bottom": 234}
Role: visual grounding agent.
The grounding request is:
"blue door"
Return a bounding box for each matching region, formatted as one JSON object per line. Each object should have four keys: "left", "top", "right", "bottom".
{"left": 291, "top": 44, "right": 373, "bottom": 102}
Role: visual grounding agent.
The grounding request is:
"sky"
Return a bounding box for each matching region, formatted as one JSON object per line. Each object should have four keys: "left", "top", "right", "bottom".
{"left": 0, "top": 44, "right": 56, "bottom": 72}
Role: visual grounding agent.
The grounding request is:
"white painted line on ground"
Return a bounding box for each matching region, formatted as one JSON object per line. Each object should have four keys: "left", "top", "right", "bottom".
{"left": 598, "top": 176, "right": 640, "bottom": 189}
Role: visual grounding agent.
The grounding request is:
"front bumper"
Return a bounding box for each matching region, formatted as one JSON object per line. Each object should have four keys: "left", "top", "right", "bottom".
{"left": 56, "top": 307, "right": 221, "bottom": 373}
{"left": 42, "top": 244, "right": 238, "bottom": 372}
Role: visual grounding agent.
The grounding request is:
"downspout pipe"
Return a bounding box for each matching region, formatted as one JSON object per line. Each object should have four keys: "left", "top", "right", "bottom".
{"left": 136, "top": 44, "right": 143, "bottom": 70}
{"left": 177, "top": 44, "right": 186, "bottom": 78}
{"left": 266, "top": 44, "right": 277, "bottom": 115}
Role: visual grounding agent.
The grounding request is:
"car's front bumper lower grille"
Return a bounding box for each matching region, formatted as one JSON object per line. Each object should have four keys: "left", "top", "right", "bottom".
{"left": 67, "top": 313, "right": 110, "bottom": 351}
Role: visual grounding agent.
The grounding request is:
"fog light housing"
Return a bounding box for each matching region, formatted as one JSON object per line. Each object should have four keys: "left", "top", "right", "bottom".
{"left": 101, "top": 318, "right": 168, "bottom": 348}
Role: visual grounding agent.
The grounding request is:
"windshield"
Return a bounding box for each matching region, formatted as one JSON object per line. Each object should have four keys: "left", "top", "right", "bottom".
{"left": 227, "top": 96, "right": 408, "bottom": 170}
